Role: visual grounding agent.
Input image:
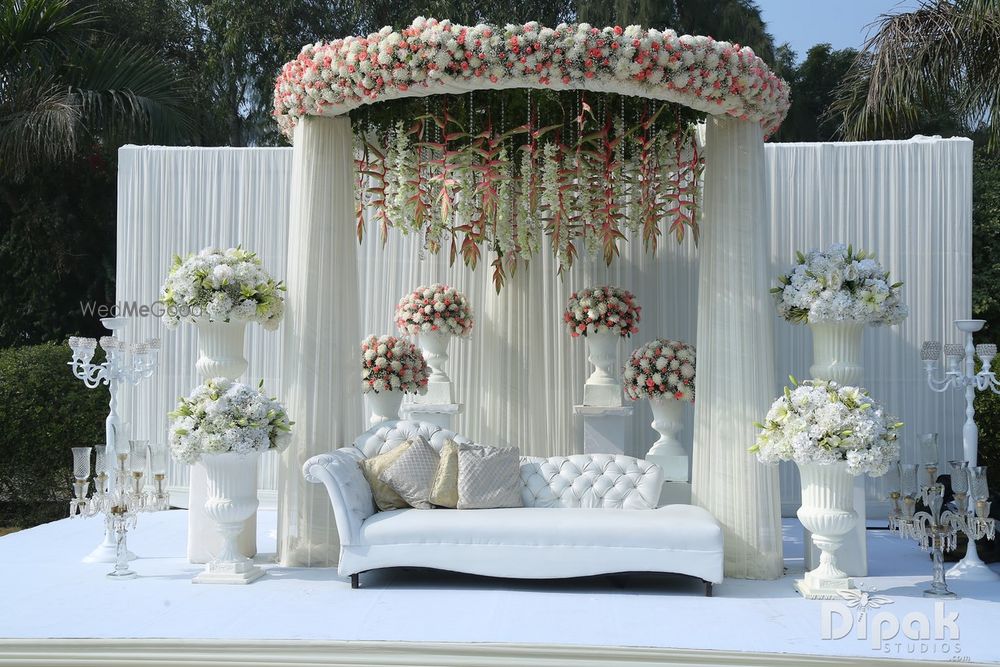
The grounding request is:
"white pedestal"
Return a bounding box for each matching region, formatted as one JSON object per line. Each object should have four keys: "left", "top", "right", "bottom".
{"left": 573, "top": 405, "right": 632, "bottom": 455}
{"left": 187, "top": 464, "right": 257, "bottom": 564}
{"left": 192, "top": 560, "right": 265, "bottom": 585}
{"left": 416, "top": 381, "right": 454, "bottom": 405}
{"left": 583, "top": 383, "right": 623, "bottom": 408}
{"left": 803, "top": 475, "right": 868, "bottom": 577}
{"left": 645, "top": 453, "right": 690, "bottom": 483}
{"left": 657, "top": 481, "right": 692, "bottom": 506}
{"left": 400, "top": 403, "right": 463, "bottom": 430}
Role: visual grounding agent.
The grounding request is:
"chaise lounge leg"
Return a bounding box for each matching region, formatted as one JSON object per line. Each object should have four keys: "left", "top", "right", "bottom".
{"left": 351, "top": 573, "right": 360, "bottom": 589}
{"left": 704, "top": 580, "right": 713, "bottom": 597}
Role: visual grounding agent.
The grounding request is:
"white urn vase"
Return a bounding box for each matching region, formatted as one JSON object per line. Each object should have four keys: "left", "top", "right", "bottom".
{"left": 367, "top": 390, "right": 403, "bottom": 426}
{"left": 644, "top": 396, "right": 688, "bottom": 482}
{"left": 192, "top": 451, "right": 264, "bottom": 584}
{"left": 417, "top": 331, "right": 454, "bottom": 403}
{"left": 195, "top": 319, "right": 248, "bottom": 380}
{"left": 795, "top": 461, "right": 858, "bottom": 599}
{"left": 584, "top": 330, "right": 622, "bottom": 407}
{"left": 809, "top": 321, "right": 864, "bottom": 385}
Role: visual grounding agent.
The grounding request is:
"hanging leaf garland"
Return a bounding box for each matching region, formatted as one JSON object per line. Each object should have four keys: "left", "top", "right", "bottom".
{"left": 353, "top": 92, "right": 704, "bottom": 291}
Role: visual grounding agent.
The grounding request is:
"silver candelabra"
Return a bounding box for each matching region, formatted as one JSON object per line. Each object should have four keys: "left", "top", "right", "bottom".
{"left": 68, "top": 317, "right": 160, "bottom": 562}
{"left": 921, "top": 318, "right": 1000, "bottom": 581}
{"left": 70, "top": 441, "right": 170, "bottom": 579}
{"left": 888, "top": 462, "right": 995, "bottom": 598}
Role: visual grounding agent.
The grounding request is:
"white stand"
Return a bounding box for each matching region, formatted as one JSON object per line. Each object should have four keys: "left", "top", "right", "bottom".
{"left": 417, "top": 333, "right": 455, "bottom": 404}
{"left": 400, "top": 402, "right": 463, "bottom": 430}
{"left": 573, "top": 405, "right": 632, "bottom": 455}
{"left": 187, "top": 464, "right": 257, "bottom": 564}
{"left": 657, "top": 481, "right": 692, "bottom": 506}
{"left": 83, "top": 533, "right": 135, "bottom": 563}
{"left": 192, "top": 560, "right": 264, "bottom": 585}
{"left": 804, "top": 476, "right": 868, "bottom": 577}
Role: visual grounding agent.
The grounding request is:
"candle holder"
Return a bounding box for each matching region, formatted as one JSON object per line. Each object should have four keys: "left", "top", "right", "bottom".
{"left": 888, "top": 461, "right": 996, "bottom": 598}
{"left": 921, "top": 319, "right": 1000, "bottom": 581}
{"left": 69, "top": 441, "right": 170, "bottom": 579}
{"left": 68, "top": 317, "right": 160, "bottom": 563}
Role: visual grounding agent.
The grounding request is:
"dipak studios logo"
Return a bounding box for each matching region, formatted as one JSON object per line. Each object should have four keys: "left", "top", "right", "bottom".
{"left": 821, "top": 587, "right": 964, "bottom": 659}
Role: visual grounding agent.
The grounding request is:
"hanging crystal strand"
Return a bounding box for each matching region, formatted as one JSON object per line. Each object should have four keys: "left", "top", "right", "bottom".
{"left": 419, "top": 97, "right": 430, "bottom": 260}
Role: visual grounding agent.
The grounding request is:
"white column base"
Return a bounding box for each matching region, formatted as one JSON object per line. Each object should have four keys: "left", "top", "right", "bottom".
{"left": 583, "top": 383, "right": 622, "bottom": 407}
{"left": 399, "top": 403, "right": 463, "bottom": 430}
{"left": 947, "top": 551, "right": 1000, "bottom": 581}
{"left": 795, "top": 573, "right": 854, "bottom": 600}
{"left": 804, "top": 476, "right": 868, "bottom": 576}
{"left": 645, "top": 453, "right": 689, "bottom": 483}
{"left": 82, "top": 531, "right": 136, "bottom": 563}
{"left": 417, "top": 381, "right": 454, "bottom": 405}
{"left": 573, "top": 405, "right": 632, "bottom": 455}
{"left": 192, "top": 561, "right": 265, "bottom": 585}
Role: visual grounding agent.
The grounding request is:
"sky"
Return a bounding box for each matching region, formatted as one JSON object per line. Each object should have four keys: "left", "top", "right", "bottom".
{"left": 754, "top": 0, "right": 920, "bottom": 62}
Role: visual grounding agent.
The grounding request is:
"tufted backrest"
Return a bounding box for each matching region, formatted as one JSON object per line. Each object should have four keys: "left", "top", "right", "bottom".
{"left": 349, "top": 420, "right": 663, "bottom": 510}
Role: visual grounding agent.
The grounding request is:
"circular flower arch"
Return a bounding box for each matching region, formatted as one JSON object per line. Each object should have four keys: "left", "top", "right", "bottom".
{"left": 274, "top": 17, "right": 790, "bottom": 138}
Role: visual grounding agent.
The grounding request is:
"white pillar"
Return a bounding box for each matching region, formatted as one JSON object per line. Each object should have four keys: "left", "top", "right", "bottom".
{"left": 277, "top": 116, "right": 361, "bottom": 566}
{"left": 691, "top": 117, "right": 783, "bottom": 579}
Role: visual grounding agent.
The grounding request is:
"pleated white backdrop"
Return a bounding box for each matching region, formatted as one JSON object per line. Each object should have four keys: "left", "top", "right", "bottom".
{"left": 116, "top": 136, "right": 971, "bottom": 517}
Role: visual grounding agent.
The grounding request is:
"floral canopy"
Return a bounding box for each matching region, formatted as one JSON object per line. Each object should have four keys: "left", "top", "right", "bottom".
{"left": 273, "top": 18, "right": 790, "bottom": 288}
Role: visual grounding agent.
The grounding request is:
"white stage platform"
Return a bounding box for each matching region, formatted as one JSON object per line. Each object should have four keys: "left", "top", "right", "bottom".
{"left": 1, "top": 510, "right": 998, "bottom": 666}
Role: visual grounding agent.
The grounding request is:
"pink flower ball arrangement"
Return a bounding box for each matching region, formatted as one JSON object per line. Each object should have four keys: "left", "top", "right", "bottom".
{"left": 361, "top": 334, "right": 430, "bottom": 394}
{"left": 563, "top": 285, "right": 641, "bottom": 338}
{"left": 623, "top": 338, "right": 696, "bottom": 402}
{"left": 395, "top": 283, "right": 474, "bottom": 336}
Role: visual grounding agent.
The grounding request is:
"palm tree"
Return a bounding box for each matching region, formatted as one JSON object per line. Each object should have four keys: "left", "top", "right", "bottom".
{"left": 0, "top": 0, "right": 192, "bottom": 182}
{"left": 829, "top": 0, "right": 1000, "bottom": 146}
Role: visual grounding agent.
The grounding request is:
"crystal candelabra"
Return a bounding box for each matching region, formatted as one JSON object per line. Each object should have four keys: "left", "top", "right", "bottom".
{"left": 68, "top": 317, "right": 160, "bottom": 562}
{"left": 921, "top": 318, "right": 1000, "bottom": 581}
{"left": 70, "top": 441, "right": 170, "bottom": 578}
{"left": 888, "top": 462, "right": 996, "bottom": 598}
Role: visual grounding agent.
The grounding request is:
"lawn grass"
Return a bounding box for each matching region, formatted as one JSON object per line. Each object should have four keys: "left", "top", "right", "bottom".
{"left": 0, "top": 527, "right": 21, "bottom": 537}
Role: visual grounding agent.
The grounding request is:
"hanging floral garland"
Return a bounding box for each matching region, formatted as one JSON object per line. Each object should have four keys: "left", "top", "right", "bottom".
{"left": 353, "top": 91, "right": 704, "bottom": 290}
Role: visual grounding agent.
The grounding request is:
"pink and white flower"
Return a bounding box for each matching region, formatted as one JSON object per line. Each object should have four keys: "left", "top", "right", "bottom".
{"left": 361, "top": 334, "right": 430, "bottom": 394}
{"left": 623, "top": 338, "right": 696, "bottom": 402}
{"left": 395, "top": 283, "right": 474, "bottom": 337}
{"left": 564, "top": 285, "right": 641, "bottom": 338}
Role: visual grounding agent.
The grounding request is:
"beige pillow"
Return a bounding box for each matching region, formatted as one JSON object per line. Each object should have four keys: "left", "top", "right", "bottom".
{"left": 456, "top": 444, "right": 523, "bottom": 510}
{"left": 379, "top": 436, "right": 440, "bottom": 509}
{"left": 359, "top": 438, "right": 417, "bottom": 511}
{"left": 429, "top": 439, "right": 460, "bottom": 508}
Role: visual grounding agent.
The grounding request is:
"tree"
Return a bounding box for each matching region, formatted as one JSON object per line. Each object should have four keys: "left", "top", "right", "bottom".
{"left": 828, "top": 0, "right": 1000, "bottom": 147}
{"left": 0, "top": 0, "right": 192, "bottom": 181}
{"left": 772, "top": 43, "right": 857, "bottom": 142}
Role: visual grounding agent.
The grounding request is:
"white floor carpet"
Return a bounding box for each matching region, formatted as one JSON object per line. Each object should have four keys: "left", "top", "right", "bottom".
{"left": 1, "top": 509, "right": 998, "bottom": 664}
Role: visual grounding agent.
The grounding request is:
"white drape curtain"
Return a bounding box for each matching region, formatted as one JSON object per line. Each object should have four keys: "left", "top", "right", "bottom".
{"left": 278, "top": 117, "right": 362, "bottom": 566}
{"left": 691, "top": 117, "right": 783, "bottom": 579}
{"left": 116, "top": 136, "right": 971, "bottom": 570}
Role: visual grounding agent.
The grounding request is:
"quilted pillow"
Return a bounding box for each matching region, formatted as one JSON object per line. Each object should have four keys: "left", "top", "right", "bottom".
{"left": 456, "top": 444, "right": 523, "bottom": 510}
{"left": 379, "top": 436, "right": 440, "bottom": 509}
{"left": 359, "top": 438, "right": 418, "bottom": 511}
{"left": 429, "top": 439, "right": 460, "bottom": 508}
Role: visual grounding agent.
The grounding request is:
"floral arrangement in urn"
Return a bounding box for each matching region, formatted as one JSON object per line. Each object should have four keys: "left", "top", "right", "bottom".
{"left": 361, "top": 334, "right": 431, "bottom": 394}
{"left": 160, "top": 247, "right": 286, "bottom": 329}
{"left": 772, "top": 243, "right": 907, "bottom": 326}
{"left": 564, "top": 286, "right": 641, "bottom": 338}
{"left": 751, "top": 378, "right": 902, "bottom": 477}
{"left": 168, "top": 377, "right": 292, "bottom": 465}
{"left": 395, "top": 284, "right": 474, "bottom": 336}
{"left": 624, "top": 339, "right": 695, "bottom": 402}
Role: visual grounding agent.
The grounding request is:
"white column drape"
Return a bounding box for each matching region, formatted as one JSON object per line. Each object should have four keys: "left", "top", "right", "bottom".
{"left": 691, "top": 117, "right": 783, "bottom": 580}
{"left": 277, "top": 116, "right": 362, "bottom": 566}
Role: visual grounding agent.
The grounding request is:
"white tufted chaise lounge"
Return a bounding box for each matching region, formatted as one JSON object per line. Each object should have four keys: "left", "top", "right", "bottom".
{"left": 304, "top": 420, "right": 724, "bottom": 595}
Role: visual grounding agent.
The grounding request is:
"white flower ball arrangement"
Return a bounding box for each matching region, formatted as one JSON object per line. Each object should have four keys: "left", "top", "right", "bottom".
{"left": 623, "top": 339, "right": 695, "bottom": 402}
{"left": 361, "top": 334, "right": 430, "bottom": 394}
{"left": 168, "top": 378, "right": 292, "bottom": 465}
{"left": 751, "top": 378, "right": 902, "bottom": 477}
{"left": 563, "top": 285, "right": 641, "bottom": 338}
{"left": 395, "top": 284, "right": 474, "bottom": 336}
{"left": 160, "top": 247, "right": 286, "bottom": 330}
{"left": 772, "top": 243, "right": 908, "bottom": 326}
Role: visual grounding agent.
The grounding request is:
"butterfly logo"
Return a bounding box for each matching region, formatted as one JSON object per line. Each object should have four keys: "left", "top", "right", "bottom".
{"left": 838, "top": 586, "right": 893, "bottom": 622}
